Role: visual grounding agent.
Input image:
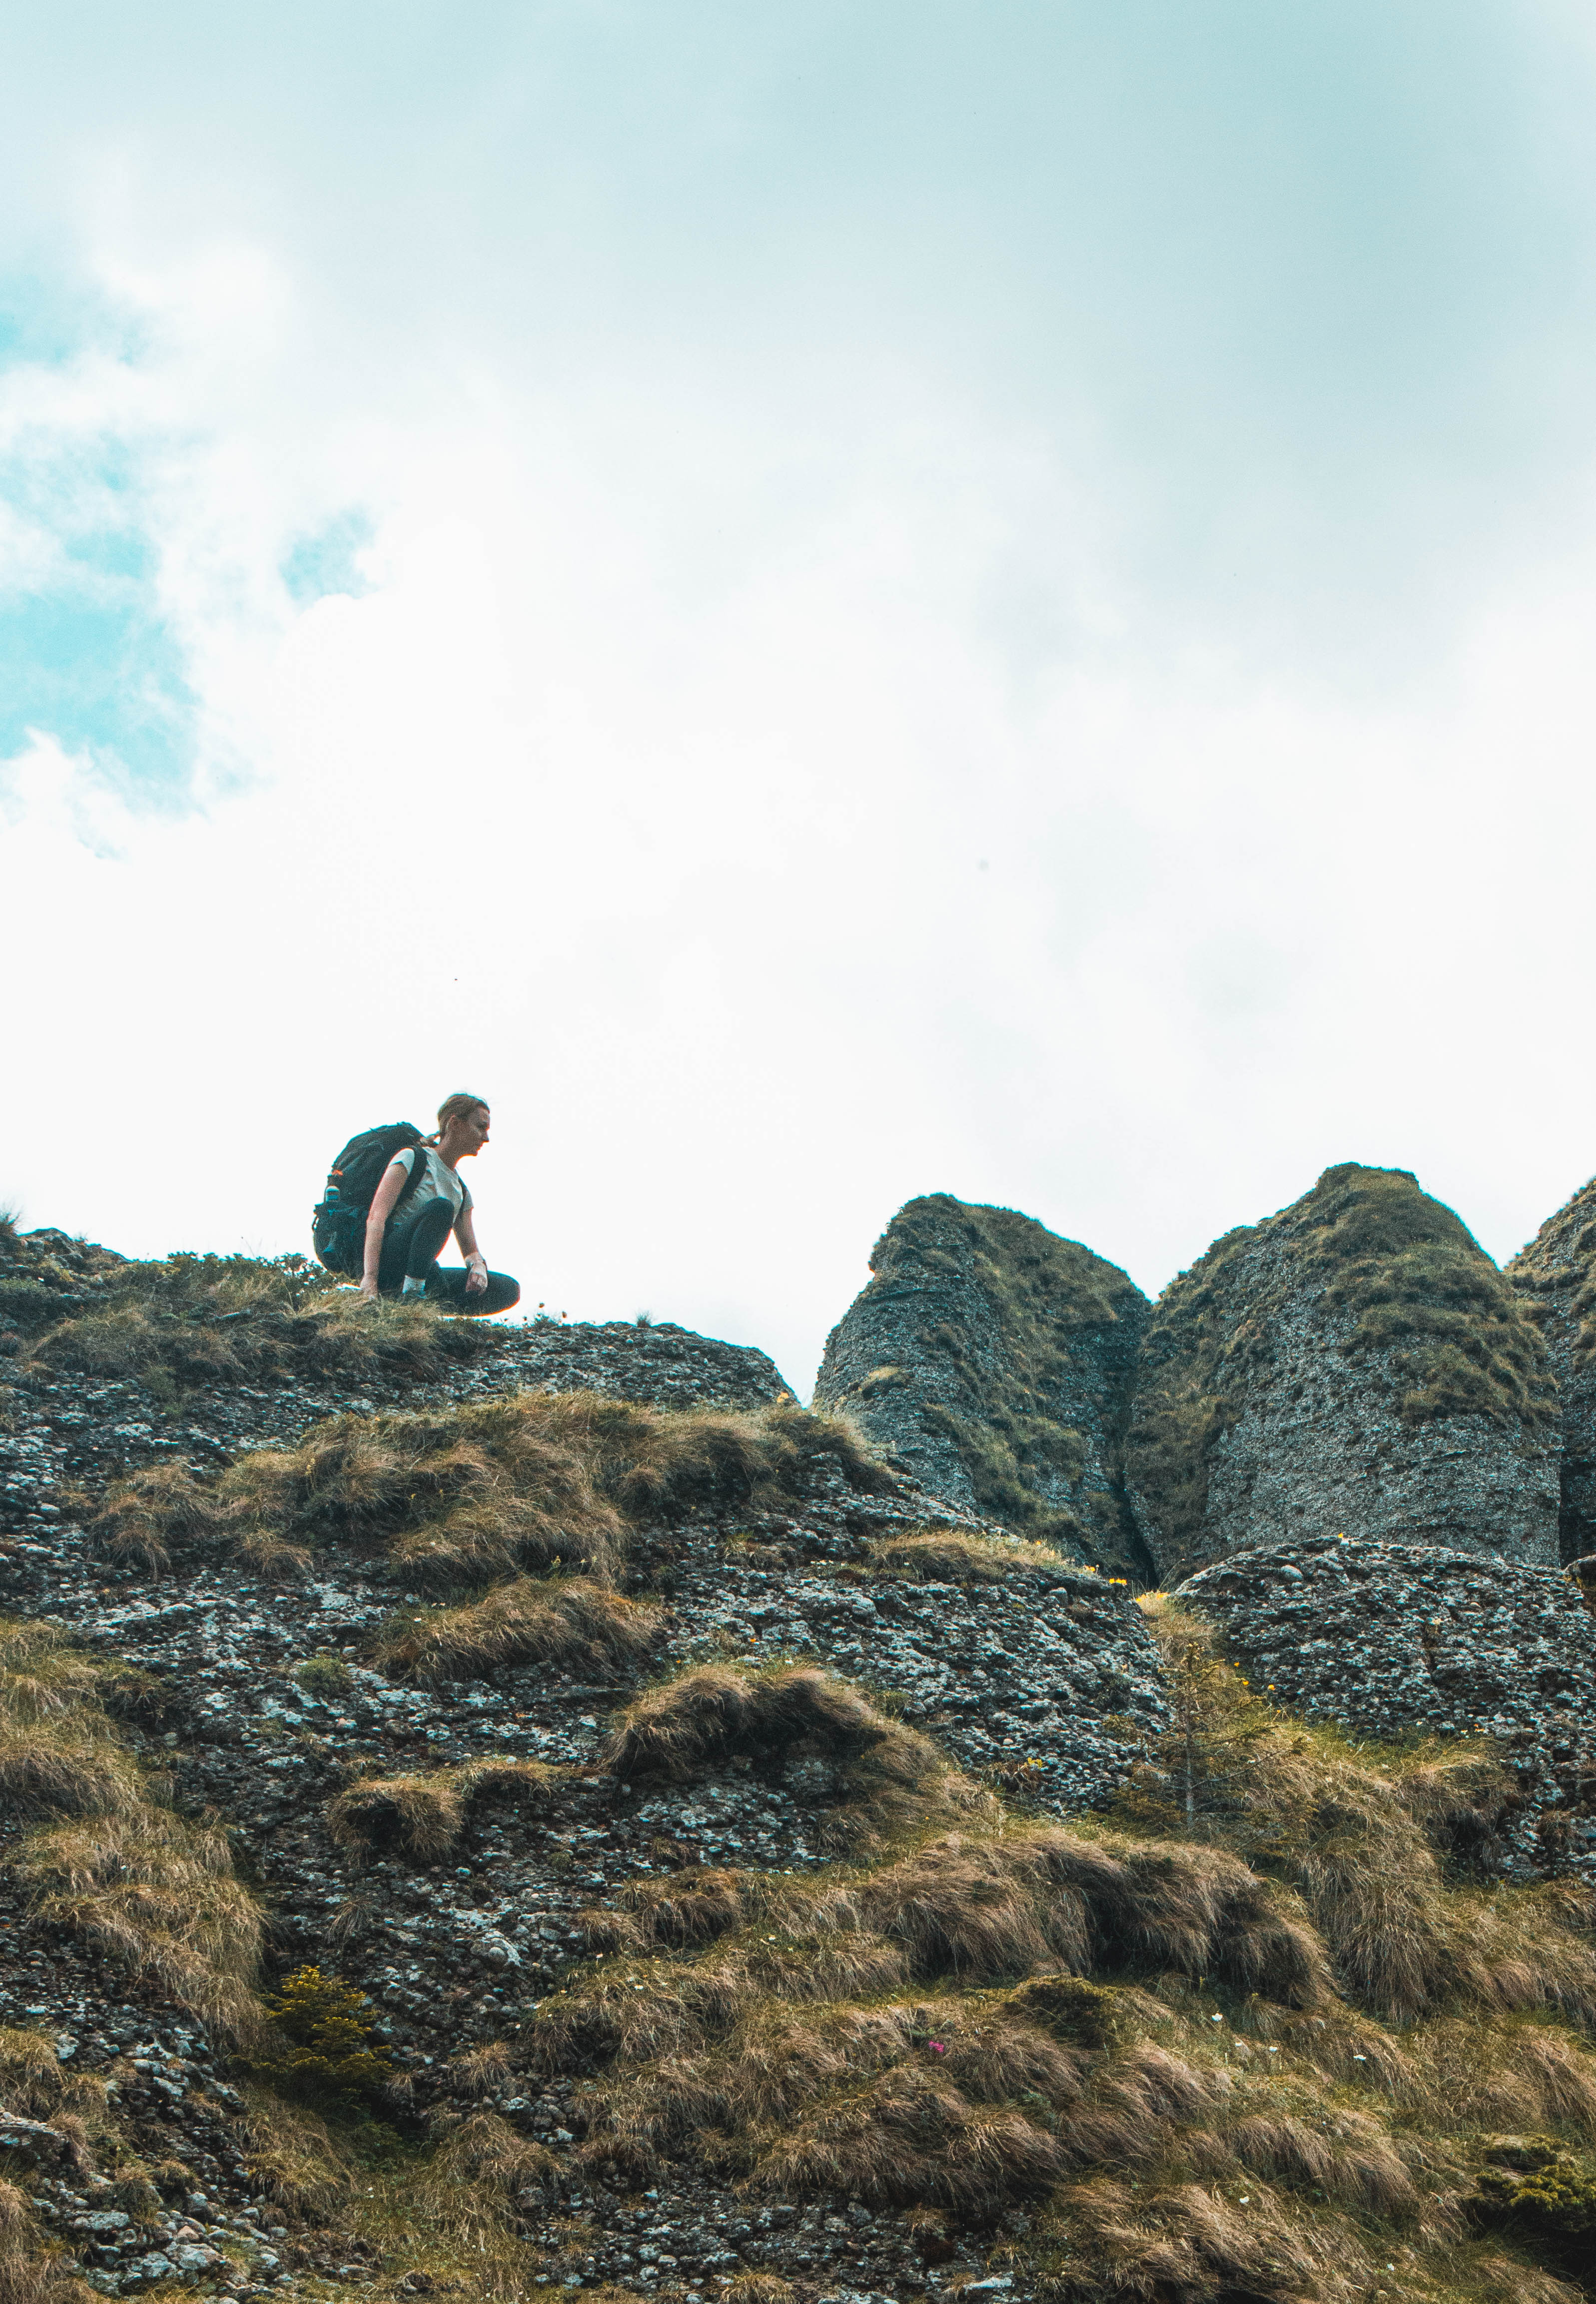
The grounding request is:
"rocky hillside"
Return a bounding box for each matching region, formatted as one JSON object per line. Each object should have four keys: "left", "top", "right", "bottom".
{"left": 7, "top": 1216, "right": 1596, "bottom": 2304}
{"left": 813, "top": 1197, "right": 1151, "bottom": 1580}
{"left": 1124, "top": 1162, "right": 1561, "bottom": 1582}
{"left": 1509, "top": 1174, "right": 1596, "bottom": 1564}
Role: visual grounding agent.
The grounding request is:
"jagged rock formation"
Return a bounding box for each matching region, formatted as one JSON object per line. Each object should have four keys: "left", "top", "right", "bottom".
{"left": 1509, "top": 1171, "right": 1596, "bottom": 1562}
{"left": 1124, "top": 1161, "right": 1560, "bottom": 1582}
{"left": 1180, "top": 1533, "right": 1596, "bottom": 1878}
{"left": 814, "top": 1193, "right": 1152, "bottom": 1578}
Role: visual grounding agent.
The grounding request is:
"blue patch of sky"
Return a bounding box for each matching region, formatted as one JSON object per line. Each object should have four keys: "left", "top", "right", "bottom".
{"left": 281, "top": 507, "right": 376, "bottom": 606}
{"left": 0, "top": 289, "right": 198, "bottom": 805}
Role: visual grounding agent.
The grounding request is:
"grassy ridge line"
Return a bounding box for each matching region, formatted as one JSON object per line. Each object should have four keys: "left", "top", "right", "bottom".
{"left": 0, "top": 1230, "right": 495, "bottom": 1396}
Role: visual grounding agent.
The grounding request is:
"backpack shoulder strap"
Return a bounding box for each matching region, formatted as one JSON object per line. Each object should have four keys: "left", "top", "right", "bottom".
{"left": 390, "top": 1137, "right": 429, "bottom": 1216}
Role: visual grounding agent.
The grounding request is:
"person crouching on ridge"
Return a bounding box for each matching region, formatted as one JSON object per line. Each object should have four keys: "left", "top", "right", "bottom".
{"left": 360, "top": 1092, "right": 520, "bottom": 1313}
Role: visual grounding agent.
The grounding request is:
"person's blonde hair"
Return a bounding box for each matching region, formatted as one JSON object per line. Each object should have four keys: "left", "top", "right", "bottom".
{"left": 433, "top": 1091, "right": 490, "bottom": 1138}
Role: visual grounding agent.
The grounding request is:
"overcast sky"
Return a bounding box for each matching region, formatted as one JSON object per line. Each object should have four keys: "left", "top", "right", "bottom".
{"left": 5, "top": 2, "right": 1596, "bottom": 1392}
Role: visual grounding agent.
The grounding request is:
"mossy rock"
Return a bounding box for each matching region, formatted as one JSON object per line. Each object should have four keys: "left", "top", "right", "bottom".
{"left": 1126, "top": 1163, "right": 1560, "bottom": 1581}
{"left": 814, "top": 1195, "right": 1152, "bottom": 1578}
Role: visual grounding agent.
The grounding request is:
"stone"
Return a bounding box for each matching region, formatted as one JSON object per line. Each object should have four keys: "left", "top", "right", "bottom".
{"left": 814, "top": 1194, "right": 1151, "bottom": 1575}
{"left": 1125, "top": 1162, "right": 1560, "bottom": 1581}
{"left": 1508, "top": 1172, "right": 1596, "bottom": 1562}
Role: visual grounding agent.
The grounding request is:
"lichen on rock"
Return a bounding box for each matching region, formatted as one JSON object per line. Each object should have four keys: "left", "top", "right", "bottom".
{"left": 813, "top": 1193, "right": 1151, "bottom": 1577}
{"left": 1125, "top": 1161, "right": 1560, "bottom": 1580}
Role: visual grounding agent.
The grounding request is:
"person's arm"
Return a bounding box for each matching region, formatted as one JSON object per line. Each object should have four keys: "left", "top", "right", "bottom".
{"left": 454, "top": 1204, "right": 488, "bottom": 1295}
{"left": 361, "top": 1159, "right": 411, "bottom": 1301}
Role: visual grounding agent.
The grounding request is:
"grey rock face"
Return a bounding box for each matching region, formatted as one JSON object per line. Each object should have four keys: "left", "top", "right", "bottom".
{"left": 1508, "top": 1174, "right": 1596, "bottom": 1563}
{"left": 1180, "top": 1533, "right": 1596, "bottom": 1879}
{"left": 1125, "top": 1163, "right": 1560, "bottom": 1582}
{"left": 813, "top": 1194, "right": 1152, "bottom": 1577}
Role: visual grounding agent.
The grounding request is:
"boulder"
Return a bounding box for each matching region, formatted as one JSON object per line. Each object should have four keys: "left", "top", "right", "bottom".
{"left": 813, "top": 1193, "right": 1152, "bottom": 1577}
{"left": 1125, "top": 1162, "right": 1560, "bottom": 1581}
{"left": 1508, "top": 1173, "right": 1596, "bottom": 1562}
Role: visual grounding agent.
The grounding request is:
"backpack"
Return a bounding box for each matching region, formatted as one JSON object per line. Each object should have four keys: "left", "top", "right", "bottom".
{"left": 311, "top": 1122, "right": 428, "bottom": 1275}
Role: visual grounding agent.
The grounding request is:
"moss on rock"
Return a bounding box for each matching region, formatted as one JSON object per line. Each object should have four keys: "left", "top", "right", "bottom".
{"left": 814, "top": 1194, "right": 1151, "bottom": 1578}
{"left": 1126, "top": 1163, "right": 1559, "bottom": 1581}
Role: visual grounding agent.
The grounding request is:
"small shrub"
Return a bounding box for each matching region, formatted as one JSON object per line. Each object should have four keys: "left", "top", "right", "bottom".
{"left": 295, "top": 1653, "right": 354, "bottom": 1699}
{"left": 1469, "top": 2136, "right": 1596, "bottom": 2278}
{"left": 243, "top": 1966, "right": 395, "bottom": 2104}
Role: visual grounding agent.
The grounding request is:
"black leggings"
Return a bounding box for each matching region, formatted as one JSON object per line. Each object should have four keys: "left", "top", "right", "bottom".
{"left": 378, "top": 1196, "right": 520, "bottom": 1315}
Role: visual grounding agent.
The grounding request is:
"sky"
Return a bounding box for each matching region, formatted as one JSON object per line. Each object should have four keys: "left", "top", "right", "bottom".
{"left": 5, "top": 2, "right": 1596, "bottom": 1393}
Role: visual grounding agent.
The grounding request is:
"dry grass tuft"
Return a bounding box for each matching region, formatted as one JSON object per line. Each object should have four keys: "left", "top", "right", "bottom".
{"left": 0, "top": 2177, "right": 92, "bottom": 2304}
{"left": 722, "top": 2278, "right": 795, "bottom": 2304}
{"left": 425, "top": 2109, "right": 555, "bottom": 2203}
{"left": 92, "top": 1388, "right": 894, "bottom": 1589}
{"left": 326, "top": 1756, "right": 557, "bottom": 1860}
{"left": 0, "top": 1618, "right": 262, "bottom": 2036}
{"left": 87, "top": 1461, "right": 220, "bottom": 1572}
{"left": 231, "top": 2086, "right": 352, "bottom": 2218}
{"left": 371, "top": 1576, "right": 658, "bottom": 1685}
{"left": 12, "top": 1811, "right": 264, "bottom": 2038}
{"left": 446, "top": 2041, "right": 515, "bottom": 2099}
{"left": 1126, "top": 1601, "right": 1596, "bottom": 2028}
{"left": 0, "top": 1621, "right": 143, "bottom": 1819}
{"left": 869, "top": 1530, "right": 1078, "bottom": 1583}
{"left": 605, "top": 1662, "right": 943, "bottom": 1792}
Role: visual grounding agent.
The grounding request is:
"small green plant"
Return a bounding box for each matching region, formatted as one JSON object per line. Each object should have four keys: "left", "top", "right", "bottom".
{"left": 1469, "top": 2135, "right": 1596, "bottom": 2276}
{"left": 245, "top": 1966, "right": 395, "bottom": 2104}
{"left": 295, "top": 1653, "right": 354, "bottom": 1699}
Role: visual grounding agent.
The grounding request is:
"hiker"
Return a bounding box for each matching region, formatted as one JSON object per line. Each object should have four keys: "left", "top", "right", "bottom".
{"left": 359, "top": 1093, "right": 520, "bottom": 1314}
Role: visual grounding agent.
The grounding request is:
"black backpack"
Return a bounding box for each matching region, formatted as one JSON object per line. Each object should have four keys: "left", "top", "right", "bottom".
{"left": 311, "top": 1122, "right": 428, "bottom": 1275}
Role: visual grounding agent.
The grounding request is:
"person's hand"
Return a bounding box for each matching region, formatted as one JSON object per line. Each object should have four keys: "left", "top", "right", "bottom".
{"left": 360, "top": 1278, "right": 380, "bottom": 1304}
{"left": 466, "top": 1256, "right": 488, "bottom": 1295}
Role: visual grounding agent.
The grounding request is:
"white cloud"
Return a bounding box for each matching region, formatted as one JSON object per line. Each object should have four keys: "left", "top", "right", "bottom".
{"left": 5, "top": 71, "right": 1596, "bottom": 1390}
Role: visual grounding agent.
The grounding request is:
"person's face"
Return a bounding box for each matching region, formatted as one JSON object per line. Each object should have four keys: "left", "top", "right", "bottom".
{"left": 457, "top": 1106, "right": 490, "bottom": 1157}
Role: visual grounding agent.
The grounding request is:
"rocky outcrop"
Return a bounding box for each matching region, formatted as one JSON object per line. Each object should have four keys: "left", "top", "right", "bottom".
{"left": 1125, "top": 1162, "right": 1560, "bottom": 1582}
{"left": 1509, "top": 1172, "right": 1596, "bottom": 1562}
{"left": 813, "top": 1194, "right": 1152, "bottom": 1577}
{"left": 487, "top": 1316, "right": 795, "bottom": 1410}
{"left": 14, "top": 1217, "right": 1596, "bottom": 2304}
{"left": 1180, "top": 1534, "right": 1596, "bottom": 1879}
